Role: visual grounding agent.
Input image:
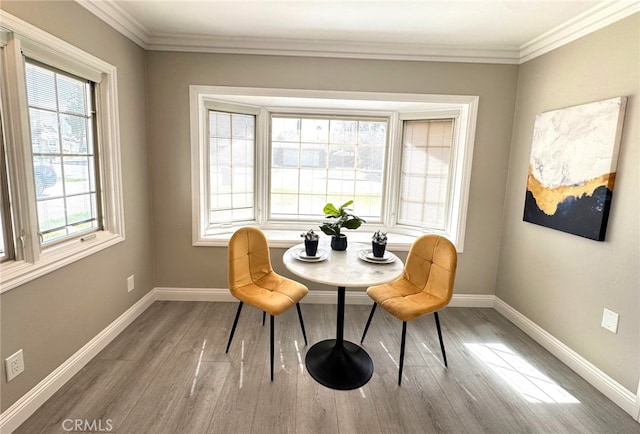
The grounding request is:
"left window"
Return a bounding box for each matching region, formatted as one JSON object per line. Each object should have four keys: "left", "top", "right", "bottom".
{"left": 26, "top": 61, "right": 101, "bottom": 245}
{"left": 0, "top": 12, "right": 124, "bottom": 292}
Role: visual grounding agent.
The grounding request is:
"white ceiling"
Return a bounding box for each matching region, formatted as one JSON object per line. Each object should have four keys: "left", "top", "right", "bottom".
{"left": 78, "top": 0, "right": 638, "bottom": 63}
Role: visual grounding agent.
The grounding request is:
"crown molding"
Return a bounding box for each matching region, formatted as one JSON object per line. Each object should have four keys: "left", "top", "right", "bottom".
{"left": 519, "top": 0, "right": 640, "bottom": 63}
{"left": 76, "top": 0, "right": 149, "bottom": 49}
{"left": 76, "top": 0, "right": 638, "bottom": 65}
{"left": 148, "top": 33, "right": 521, "bottom": 64}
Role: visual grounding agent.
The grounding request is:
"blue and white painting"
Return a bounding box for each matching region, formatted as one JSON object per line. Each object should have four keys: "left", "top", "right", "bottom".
{"left": 523, "top": 97, "right": 627, "bottom": 241}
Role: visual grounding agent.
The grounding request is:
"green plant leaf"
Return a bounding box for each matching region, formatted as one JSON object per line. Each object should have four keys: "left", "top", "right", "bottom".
{"left": 340, "top": 199, "right": 354, "bottom": 210}
{"left": 319, "top": 224, "right": 337, "bottom": 236}
{"left": 342, "top": 218, "right": 363, "bottom": 229}
{"left": 323, "top": 203, "right": 339, "bottom": 216}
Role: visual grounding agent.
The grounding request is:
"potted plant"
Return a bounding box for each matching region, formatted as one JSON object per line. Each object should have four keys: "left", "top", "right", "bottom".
{"left": 319, "top": 200, "right": 365, "bottom": 251}
{"left": 371, "top": 230, "right": 387, "bottom": 258}
{"left": 301, "top": 229, "right": 319, "bottom": 256}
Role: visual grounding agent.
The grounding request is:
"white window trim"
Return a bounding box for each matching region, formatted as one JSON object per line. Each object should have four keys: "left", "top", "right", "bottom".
{"left": 190, "top": 85, "right": 478, "bottom": 252}
{"left": 0, "top": 11, "right": 125, "bottom": 293}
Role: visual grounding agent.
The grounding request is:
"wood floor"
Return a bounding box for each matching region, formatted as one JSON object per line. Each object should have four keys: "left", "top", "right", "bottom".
{"left": 16, "top": 301, "right": 638, "bottom": 433}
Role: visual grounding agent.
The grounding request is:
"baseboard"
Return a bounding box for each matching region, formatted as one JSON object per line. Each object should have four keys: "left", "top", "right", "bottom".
{"left": 494, "top": 296, "right": 638, "bottom": 418}
{"left": 154, "top": 286, "right": 496, "bottom": 307}
{"left": 154, "top": 286, "right": 233, "bottom": 302}
{"left": 153, "top": 287, "right": 371, "bottom": 304}
{"left": 0, "top": 290, "right": 157, "bottom": 434}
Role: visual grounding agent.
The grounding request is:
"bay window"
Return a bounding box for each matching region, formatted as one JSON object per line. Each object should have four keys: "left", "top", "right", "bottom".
{"left": 191, "top": 86, "right": 478, "bottom": 251}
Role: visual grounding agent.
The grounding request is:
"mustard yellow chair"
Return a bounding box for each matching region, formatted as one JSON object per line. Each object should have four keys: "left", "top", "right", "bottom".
{"left": 225, "top": 226, "right": 309, "bottom": 381}
{"left": 360, "top": 234, "right": 457, "bottom": 385}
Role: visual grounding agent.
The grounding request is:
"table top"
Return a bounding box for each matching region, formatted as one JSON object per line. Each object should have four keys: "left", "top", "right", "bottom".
{"left": 283, "top": 241, "right": 404, "bottom": 288}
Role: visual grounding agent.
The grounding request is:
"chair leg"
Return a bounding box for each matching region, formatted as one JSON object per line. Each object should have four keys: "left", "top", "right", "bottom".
{"left": 270, "top": 314, "right": 275, "bottom": 381}
{"left": 434, "top": 311, "right": 447, "bottom": 367}
{"left": 398, "top": 321, "right": 407, "bottom": 386}
{"left": 226, "top": 302, "right": 244, "bottom": 353}
{"left": 296, "top": 303, "right": 308, "bottom": 345}
{"left": 262, "top": 311, "right": 266, "bottom": 326}
{"left": 360, "top": 302, "right": 378, "bottom": 344}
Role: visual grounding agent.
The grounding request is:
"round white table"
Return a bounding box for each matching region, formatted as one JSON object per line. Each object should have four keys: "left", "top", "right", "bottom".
{"left": 283, "top": 241, "right": 403, "bottom": 390}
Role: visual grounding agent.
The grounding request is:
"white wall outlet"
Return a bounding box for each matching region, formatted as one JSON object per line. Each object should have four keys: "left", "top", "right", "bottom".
{"left": 127, "top": 275, "right": 135, "bottom": 292}
{"left": 601, "top": 308, "right": 619, "bottom": 334}
{"left": 5, "top": 349, "right": 24, "bottom": 382}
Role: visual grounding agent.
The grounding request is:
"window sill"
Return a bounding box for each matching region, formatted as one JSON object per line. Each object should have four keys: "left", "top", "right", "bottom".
{"left": 194, "top": 229, "right": 419, "bottom": 251}
{"left": 0, "top": 231, "right": 124, "bottom": 293}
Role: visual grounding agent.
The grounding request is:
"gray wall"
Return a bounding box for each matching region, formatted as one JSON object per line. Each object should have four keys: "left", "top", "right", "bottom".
{"left": 496, "top": 15, "right": 639, "bottom": 392}
{"left": 0, "top": 2, "right": 154, "bottom": 411}
{"left": 146, "top": 52, "right": 519, "bottom": 295}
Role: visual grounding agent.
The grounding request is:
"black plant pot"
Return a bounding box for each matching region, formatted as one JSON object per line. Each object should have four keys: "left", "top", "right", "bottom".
{"left": 304, "top": 239, "right": 319, "bottom": 256}
{"left": 372, "top": 241, "right": 386, "bottom": 258}
{"left": 330, "top": 235, "right": 348, "bottom": 251}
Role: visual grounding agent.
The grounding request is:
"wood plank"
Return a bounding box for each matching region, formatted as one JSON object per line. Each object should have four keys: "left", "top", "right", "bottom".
{"left": 334, "top": 386, "right": 382, "bottom": 434}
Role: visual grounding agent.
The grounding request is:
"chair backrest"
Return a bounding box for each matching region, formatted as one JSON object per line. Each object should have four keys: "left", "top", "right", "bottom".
{"left": 403, "top": 234, "right": 457, "bottom": 303}
{"left": 228, "top": 227, "right": 273, "bottom": 290}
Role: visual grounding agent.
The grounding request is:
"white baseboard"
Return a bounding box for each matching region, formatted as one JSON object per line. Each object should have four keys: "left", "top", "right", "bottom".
{"left": 154, "top": 286, "right": 233, "bottom": 302}
{"left": 154, "top": 287, "right": 371, "bottom": 304}
{"left": 2, "top": 288, "right": 636, "bottom": 433}
{"left": 0, "top": 290, "right": 156, "bottom": 434}
{"left": 494, "top": 296, "right": 638, "bottom": 418}
{"left": 154, "top": 287, "right": 496, "bottom": 307}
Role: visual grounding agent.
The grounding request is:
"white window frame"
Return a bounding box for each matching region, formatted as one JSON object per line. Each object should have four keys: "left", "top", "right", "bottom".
{"left": 0, "top": 11, "right": 125, "bottom": 292}
{"left": 190, "top": 85, "right": 478, "bottom": 252}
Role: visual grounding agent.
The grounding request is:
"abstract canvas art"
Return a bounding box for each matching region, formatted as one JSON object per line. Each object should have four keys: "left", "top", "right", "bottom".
{"left": 523, "top": 97, "right": 627, "bottom": 241}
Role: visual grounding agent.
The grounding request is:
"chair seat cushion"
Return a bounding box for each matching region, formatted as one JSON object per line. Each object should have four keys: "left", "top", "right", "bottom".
{"left": 367, "top": 279, "right": 447, "bottom": 322}
{"left": 231, "top": 271, "right": 308, "bottom": 316}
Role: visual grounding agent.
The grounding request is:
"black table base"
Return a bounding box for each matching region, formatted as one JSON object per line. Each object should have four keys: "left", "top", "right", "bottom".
{"left": 304, "top": 285, "right": 374, "bottom": 390}
{"left": 305, "top": 339, "right": 373, "bottom": 390}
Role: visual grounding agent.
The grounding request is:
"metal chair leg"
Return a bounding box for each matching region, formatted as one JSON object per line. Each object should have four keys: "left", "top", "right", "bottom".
{"left": 296, "top": 303, "right": 308, "bottom": 345}
{"left": 434, "top": 311, "right": 447, "bottom": 367}
{"left": 262, "top": 311, "right": 266, "bottom": 326}
{"left": 360, "top": 303, "right": 377, "bottom": 344}
{"left": 398, "top": 321, "right": 407, "bottom": 385}
{"left": 270, "top": 314, "right": 275, "bottom": 381}
{"left": 226, "top": 302, "right": 244, "bottom": 353}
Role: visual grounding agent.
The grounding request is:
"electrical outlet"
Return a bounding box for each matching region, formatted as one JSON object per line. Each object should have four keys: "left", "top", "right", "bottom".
{"left": 5, "top": 349, "right": 24, "bottom": 382}
{"left": 601, "top": 308, "right": 619, "bottom": 334}
{"left": 127, "top": 275, "right": 135, "bottom": 292}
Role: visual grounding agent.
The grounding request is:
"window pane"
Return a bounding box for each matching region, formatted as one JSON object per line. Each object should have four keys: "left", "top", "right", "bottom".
{"left": 29, "top": 108, "right": 60, "bottom": 154}
{"left": 301, "top": 118, "right": 329, "bottom": 143}
{"left": 57, "top": 73, "right": 88, "bottom": 115}
{"left": 329, "top": 120, "right": 357, "bottom": 144}
{"left": 26, "top": 61, "right": 100, "bottom": 245}
{"left": 398, "top": 119, "right": 454, "bottom": 230}
{"left": 270, "top": 115, "right": 387, "bottom": 220}
{"left": 63, "top": 157, "right": 94, "bottom": 195}
{"left": 60, "top": 114, "right": 90, "bottom": 154}
{"left": 25, "top": 63, "right": 57, "bottom": 110}
{"left": 208, "top": 111, "right": 255, "bottom": 224}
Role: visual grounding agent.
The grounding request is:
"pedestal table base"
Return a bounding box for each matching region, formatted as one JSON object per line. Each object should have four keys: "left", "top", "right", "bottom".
{"left": 305, "top": 339, "right": 373, "bottom": 390}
